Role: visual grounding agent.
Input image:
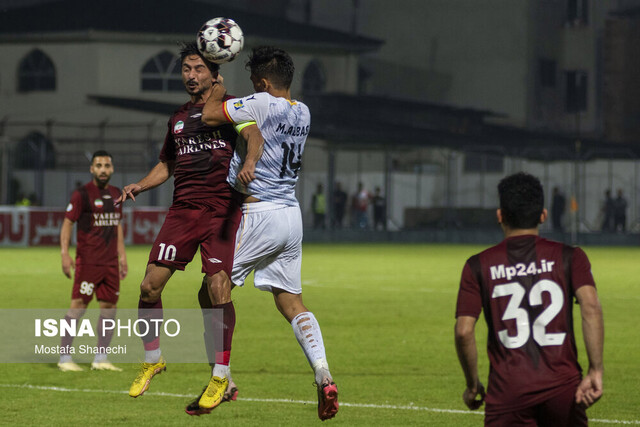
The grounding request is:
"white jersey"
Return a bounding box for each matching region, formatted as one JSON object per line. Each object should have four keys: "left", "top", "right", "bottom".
{"left": 223, "top": 92, "right": 310, "bottom": 206}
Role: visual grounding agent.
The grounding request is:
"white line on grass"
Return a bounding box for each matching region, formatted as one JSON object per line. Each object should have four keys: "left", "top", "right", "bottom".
{"left": 0, "top": 383, "right": 638, "bottom": 425}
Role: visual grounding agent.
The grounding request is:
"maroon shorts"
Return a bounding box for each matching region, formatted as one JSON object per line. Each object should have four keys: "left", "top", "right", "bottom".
{"left": 485, "top": 381, "right": 587, "bottom": 427}
{"left": 72, "top": 263, "right": 120, "bottom": 304}
{"left": 147, "top": 202, "right": 241, "bottom": 277}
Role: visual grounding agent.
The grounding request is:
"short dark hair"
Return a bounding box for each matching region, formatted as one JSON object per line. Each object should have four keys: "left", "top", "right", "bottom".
{"left": 91, "top": 150, "right": 112, "bottom": 162}
{"left": 179, "top": 41, "right": 219, "bottom": 75}
{"left": 246, "top": 46, "right": 294, "bottom": 89}
{"left": 498, "top": 172, "right": 544, "bottom": 229}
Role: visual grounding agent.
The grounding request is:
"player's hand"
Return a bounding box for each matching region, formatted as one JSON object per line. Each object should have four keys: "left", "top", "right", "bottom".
{"left": 237, "top": 163, "right": 256, "bottom": 186}
{"left": 575, "top": 369, "right": 603, "bottom": 408}
{"left": 115, "top": 183, "right": 142, "bottom": 205}
{"left": 61, "top": 253, "right": 74, "bottom": 279}
{"left": 119, "top": 256, "right": 128, "bottom": 280}
{"left": 462, "top": 381, "right": 485, "bottom": 410}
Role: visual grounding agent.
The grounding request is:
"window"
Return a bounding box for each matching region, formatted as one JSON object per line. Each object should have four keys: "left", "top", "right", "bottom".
{"left": 141, "top": 51, "right": 182, "bottom": 92}
{"left": 463, "top": 153, "right": 504, "bottom": 173}
{"left": 567, "top": 0, "right": 588, "bottom": 26}
{"left": 18, "top": 49, "right": 56, "bottom": 92}
{"left": 565, "top": 71, "right": 588, "bottom": 112}
{"left": 302, "top": 60, "right": 326, "bottom": 95}
{"left": 539, "top": 59, "right": 556, "bottom": 88}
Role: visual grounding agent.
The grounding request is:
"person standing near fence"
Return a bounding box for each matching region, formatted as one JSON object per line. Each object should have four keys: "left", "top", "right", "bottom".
{"left": 59, "top": 150, "right": 127, "bottom": 372}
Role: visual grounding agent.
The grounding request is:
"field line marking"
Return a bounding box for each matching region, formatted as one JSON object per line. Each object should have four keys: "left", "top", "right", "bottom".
{"left": 0, "top": 383, "right": 638, "bottom": 424}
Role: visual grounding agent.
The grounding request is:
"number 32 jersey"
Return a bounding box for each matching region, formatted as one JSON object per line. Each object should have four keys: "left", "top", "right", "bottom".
{"left": 222, "top": 92, "right": 310, "bottom": 207}
{"left": 455, "top": 235, "right": 596, "bottom": 414}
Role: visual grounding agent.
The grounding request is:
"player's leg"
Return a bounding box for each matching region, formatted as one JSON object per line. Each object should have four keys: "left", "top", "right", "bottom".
{"left": 58, "top": 297, "right": 88, "bottom": 371}
{"left": 91, "top": 265, "right": 122, "bottom": 371}
{"left": 129, "top": 263, "right": 173, "bottom": 397}
{"left": 273, "top": 290, "right": 339, "bottom": 420}
{"left": 196, "top": 270, "right": 236, "bottom": 409}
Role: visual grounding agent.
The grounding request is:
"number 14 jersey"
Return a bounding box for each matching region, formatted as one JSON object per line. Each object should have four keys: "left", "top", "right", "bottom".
{"left": 455, "top": 235, "right": 596, "bottom": 414}
{"left": 223, "top": 92, "right": 310, "bottom": 206}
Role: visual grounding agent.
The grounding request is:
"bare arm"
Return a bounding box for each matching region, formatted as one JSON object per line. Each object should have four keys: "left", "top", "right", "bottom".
{"left": 60, "top": 218, "right": 75, "bottom": 279}
{"left": 115, "top": 160, "right": 174, "bottom": 205}
{"left": 574, "top": 285, "right": 604, "bottom": 408}
{"left": 236, "top": 124, "right": 264, "bottom": 186}
{"left": 117, "top": 223, "right": 127, "bottom": 280}
{"left": 201, "top": 78, "right": 229, "bottom": 127}
{"left": 454, "top": 315, "right": 486, "bottom": 410}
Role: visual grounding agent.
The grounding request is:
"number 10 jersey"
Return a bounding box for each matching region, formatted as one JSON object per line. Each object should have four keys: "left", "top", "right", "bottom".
{"left": 222, "top": 92, "right": 310, "bottom": 207}
{"left": 455, "top": 235, "right": 596, "bottom": 414}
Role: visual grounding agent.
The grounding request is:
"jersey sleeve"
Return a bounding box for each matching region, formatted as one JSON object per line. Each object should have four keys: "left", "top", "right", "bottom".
{"left": 159, "top": 120, "right": 176, "bottom": 162}
{"left": 222, "top": 93, "right": 270, "bottom": 126}
{"left": 455, "top": 260, "right": 483, "bottom": 318}
{"left": 65, "top": 190, "right": 83, "bottom": 223}
{"left": 571, "top": 247, "right": 596, "bottom": 291}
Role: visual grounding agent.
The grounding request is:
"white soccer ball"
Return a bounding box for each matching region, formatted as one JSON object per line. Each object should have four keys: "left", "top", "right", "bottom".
{"left": 196, "top": 17, "right": 244, "bottom": 64}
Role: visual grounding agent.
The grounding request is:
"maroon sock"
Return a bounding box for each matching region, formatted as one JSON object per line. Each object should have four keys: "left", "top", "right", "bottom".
{"left": 97, "top": 315, "right": 115, "bottom": 350}
{"left": 138, "top": 298, "right": 162, "bottom": 351}
{"left": 212, "top": 301, "right": 235, "bottom": 365}
{"left": 60, "top": 315, "right": 75, "bottom": 351}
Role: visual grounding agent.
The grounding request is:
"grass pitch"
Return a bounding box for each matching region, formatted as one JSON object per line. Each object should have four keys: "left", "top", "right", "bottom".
{"left": 0, "top": 243, "right": 638, "bottom": 426}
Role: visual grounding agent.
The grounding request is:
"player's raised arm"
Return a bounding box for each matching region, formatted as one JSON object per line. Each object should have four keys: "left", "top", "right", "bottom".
{"left": 60, "top": 218, "right": 75, "bottom": 279}
{"left": 116, "top": 160, "right": 175, "bottom": 205}
{"left": 201, "top": 76, "right": 229, "bottom": 127}
{"left": 575, "top": 285, "right": 604, "bottom": 408}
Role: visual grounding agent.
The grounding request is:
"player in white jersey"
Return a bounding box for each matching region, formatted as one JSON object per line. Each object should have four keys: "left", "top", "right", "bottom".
{"left": 187, "top": 46, "right": 338, "bottom": 421}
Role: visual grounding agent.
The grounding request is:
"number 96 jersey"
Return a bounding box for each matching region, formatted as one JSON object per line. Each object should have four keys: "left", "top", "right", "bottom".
{"left": 455, "top": 235, "right": 596, "bottom": 414}
{"left": 222, "top": 92, "right": 310, "bottom": 206}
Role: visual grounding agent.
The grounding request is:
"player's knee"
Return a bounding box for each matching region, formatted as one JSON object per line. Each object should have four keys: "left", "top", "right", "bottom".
{"left": 139, "top": 281, "right": 161, "bottom": 302}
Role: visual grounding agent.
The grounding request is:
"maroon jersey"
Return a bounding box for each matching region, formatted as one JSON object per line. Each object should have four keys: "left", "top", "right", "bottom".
{"left": 160, "top": 98, "right": 238, "bottom": 208}
{"left": 65, "top": 181, "right": 122, "bottom": 266}
{"left": 455, "top": 235, "right": 596, "bottom": 414}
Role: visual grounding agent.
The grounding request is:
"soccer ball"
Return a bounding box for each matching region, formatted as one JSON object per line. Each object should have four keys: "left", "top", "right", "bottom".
{"left": 196, "top": 17, "right": 244, "bottom": 64}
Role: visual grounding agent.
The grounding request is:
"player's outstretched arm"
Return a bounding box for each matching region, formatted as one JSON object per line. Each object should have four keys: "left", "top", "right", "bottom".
{"left": 455, "top": 315, "right": 485, "bottom": 410}
{"left": 115, "top": 161, "right": 174, "bottom": 205}
{"left": 60, "top": 218, "right": 75, "bottom": 279}
{"left": 237, "top": 124, "right": 264, "bottom": 186}
{"left": 201, "top": 76, "right": 229, "bottom": 127}
{"left": 575, "top": 285, "right": 604, "bottom": 408}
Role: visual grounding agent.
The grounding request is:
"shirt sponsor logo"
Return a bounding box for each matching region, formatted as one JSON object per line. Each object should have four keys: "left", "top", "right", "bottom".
{"left": 66, "top": 203, "right": 73, "bottom": 212}
{"left": 94, "top": 199, "right": 104, "bottom": 208}
{"left": 174, "top": 120, "right": 185, "bottom": 133}
{"left": 174, "top": 130, "right": 227, "bottom": 156}
{"left": 490, "top": 260, "right": 555, "bottom": 281}
{"left": 92, "top": 212, "right": 121, "bottom": 227}
{"left": 233, "top": 100, "right": 244, "bottom": 110}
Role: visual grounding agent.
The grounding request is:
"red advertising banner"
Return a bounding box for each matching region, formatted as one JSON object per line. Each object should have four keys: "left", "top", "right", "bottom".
{"left": 0, "top": 207, "right": 167, "bottom": 246}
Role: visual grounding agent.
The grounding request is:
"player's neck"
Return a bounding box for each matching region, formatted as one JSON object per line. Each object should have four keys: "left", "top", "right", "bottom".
{"left": 93, "top": 179, "right": 107, "bottom": 189}
{"left": 503, "top": 227, "right": 539, "bottom": 238}
{"left": 268, "top": 88, "right": 291, "bottom": 100}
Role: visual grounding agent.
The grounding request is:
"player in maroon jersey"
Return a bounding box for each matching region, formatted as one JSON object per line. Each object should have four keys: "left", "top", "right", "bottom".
{"left": 116, "top": 42, "right": 262, "bottom": 410}
{"left": 58, "top": 150, "right": 127, "bottom": 372}
{"left": 455, "top": 172, "right": 604, "bottom": 426}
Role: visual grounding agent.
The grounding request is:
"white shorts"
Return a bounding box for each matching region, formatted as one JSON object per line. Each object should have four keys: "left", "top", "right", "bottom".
{"left": 231, "top": 201, "right": 303, "bottom": 294}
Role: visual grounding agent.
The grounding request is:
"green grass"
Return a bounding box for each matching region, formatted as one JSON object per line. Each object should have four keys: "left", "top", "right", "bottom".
{"left": 0, "top": 243, "right": 638, "bottom": 425}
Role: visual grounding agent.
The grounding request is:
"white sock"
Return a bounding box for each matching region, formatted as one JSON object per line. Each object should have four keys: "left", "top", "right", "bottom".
{"left": 93, "top": 353, "right": 108, "bottom": 363}
{"left": 212, "top": 364, "right": 230, "bottom": 379}
{"left": 291, "top": 312, "right": 331, "bottom": 384}
{"left": 145, "top": 349, "right": 161, "bottom": 363}
{"left": 59, "top": 355, "right": 72, "bottom": 364}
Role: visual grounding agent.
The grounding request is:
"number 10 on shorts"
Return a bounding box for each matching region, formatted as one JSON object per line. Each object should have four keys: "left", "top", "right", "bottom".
{"left": 158, "top": 243, "right": 177, "bottom": 261}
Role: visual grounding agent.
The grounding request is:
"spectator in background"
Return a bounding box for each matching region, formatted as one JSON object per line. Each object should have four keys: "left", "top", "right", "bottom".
{"left": 613, "top": 189, "right": 628, "bottom": 233}
{"left": 372, "top": 186, "right": 387, "bottom": 230}
{"left": 312, "top": 183, "right": 326, "bottom": 229}
{"left": 551, "top": 187, "right": 566, "bottom": 232}
{"left": 331, "top": 182, "right": 347, "bottom": 229}
{"left": 353, "top": 182, "right": 370, "bottom": 229}
{"left": 601, "top": 190, "right": 615, "bottom": 232}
